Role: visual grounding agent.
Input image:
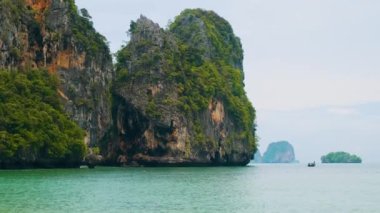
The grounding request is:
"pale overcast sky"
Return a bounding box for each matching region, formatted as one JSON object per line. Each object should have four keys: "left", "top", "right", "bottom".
{"left": 76, "top": 0, "right": 380, "bottom": 163}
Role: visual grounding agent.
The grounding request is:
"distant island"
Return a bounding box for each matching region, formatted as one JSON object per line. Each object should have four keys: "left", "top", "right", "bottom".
{"left": 254, "top": 141, "right": 298, "bottom": 163}
{"left": 321, "top": 152, "right": 362, "bottom": 163}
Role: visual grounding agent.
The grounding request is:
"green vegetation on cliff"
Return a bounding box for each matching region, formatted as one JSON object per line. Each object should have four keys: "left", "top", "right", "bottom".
{"left": 170, "top": 9, "right": 243, "bottom": 68}
{"left": 0, "top": 69, "right": 85, "bottom": 167}
{"left": 0, "top": 0, "right": 114, "bottom": 168}
{"left": 170, "top": 9, "right": 256, "bottom": 150}
{"left": 115, "top": 9, "right": 256, "bottom": 153}
{"left": 67, "top": 0, "right": 110, "bottom": 57}
{"left": 321, "top": 152, "right": 362, "bottom": 163}
{"left": 0, "top": 2, "right": 256, "bottom": 166}
{"left": 0, "top": 0, "right": 29, "bottom": 20}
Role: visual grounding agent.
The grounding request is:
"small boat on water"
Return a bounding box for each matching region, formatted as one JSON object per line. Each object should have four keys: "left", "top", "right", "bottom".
{"left": 307, "top": 161, "right": 316, "bottom": 167}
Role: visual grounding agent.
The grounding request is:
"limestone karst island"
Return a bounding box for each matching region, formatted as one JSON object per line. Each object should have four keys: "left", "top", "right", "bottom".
{"left": 0, "top": 0, "right": 256, "bottom": 168}
{"left": 321, "top": 152, "right": 362, "bottom": 163}
{"left": 254, "top": 141, "right": 298, "bottom": 163}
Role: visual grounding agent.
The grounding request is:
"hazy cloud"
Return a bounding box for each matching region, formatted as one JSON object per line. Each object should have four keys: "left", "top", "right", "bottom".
{"left": 327, "top": 107, "right": 358, "bottom": 116}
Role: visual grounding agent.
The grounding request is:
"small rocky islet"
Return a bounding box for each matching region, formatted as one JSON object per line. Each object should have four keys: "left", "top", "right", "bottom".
{"left": 254, "top": 141, "right": 298, "bottom": 163}
{"left": 321, "top": 152, "right": 362, "bottom": 163}
{"left": 0, "top": 0, "right": 256, "bottom": 168}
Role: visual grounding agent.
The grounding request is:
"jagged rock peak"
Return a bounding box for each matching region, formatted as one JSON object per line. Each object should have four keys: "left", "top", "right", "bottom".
{"left": 129, "top": 15, "right": 164, "bottom": 45}
{"left": 135, "top": 15, "right": 161, "bottom": 31}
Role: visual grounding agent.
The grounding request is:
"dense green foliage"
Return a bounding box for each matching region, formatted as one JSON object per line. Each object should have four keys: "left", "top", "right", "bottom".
{"left": 321, "top": 152, "right": 362, "bottom": 163}
{"left": 0, "top": 69, "right": 85, "bottom": 166}
{"left": 170, "top": 9, "right": 243, "bottom": 68}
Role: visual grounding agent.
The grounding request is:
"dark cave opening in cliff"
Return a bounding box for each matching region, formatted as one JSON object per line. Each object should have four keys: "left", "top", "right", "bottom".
{"left": 118, "top": 101, "right": 149, "bottom": 156}
{"left": 115, "top": 98, "right": 176, "bottom": 160}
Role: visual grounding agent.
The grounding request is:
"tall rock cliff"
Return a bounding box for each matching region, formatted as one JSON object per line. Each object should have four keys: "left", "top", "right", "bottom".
{"left": 110, "top": 9, "right": 256, "bottom": 166}
{"left": 0, "top": 0, "right": 113, "bottom": 146}
{"left": 0, "top": 3, "right": 256, "bottom": 167}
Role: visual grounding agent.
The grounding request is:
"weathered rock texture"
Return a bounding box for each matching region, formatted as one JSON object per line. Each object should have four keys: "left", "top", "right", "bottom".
{"left": 0, "top": 0, "right": 113, "bottom": 146}
{"left": 0, "top": 2, "right": 256, "bottom": 167}
{"left": 262, "top": 141, "right": 296, "bottom": 163}
{"left": 109, "top": 10, "right": 257, "bottom": 166}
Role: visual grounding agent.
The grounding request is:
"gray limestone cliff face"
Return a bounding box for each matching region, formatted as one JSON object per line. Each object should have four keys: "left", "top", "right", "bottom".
{"left": 0, "top": 0, "right": 113, "bottom": 146}
{"left": 108, "top": 11, "right": 256, "bottom": 166}
{"left": 262, "top": 141, "right": 296, "bottom": 163}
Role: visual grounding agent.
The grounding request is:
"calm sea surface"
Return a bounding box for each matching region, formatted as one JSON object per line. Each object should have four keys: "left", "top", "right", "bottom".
{"left": 0, "top": 163, "right": 379, "bottom": 212}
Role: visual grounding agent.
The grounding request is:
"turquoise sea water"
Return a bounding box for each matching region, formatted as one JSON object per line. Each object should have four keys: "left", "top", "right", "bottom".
{"left": 0, "top": 164, "right": 379, "bottom": 212}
